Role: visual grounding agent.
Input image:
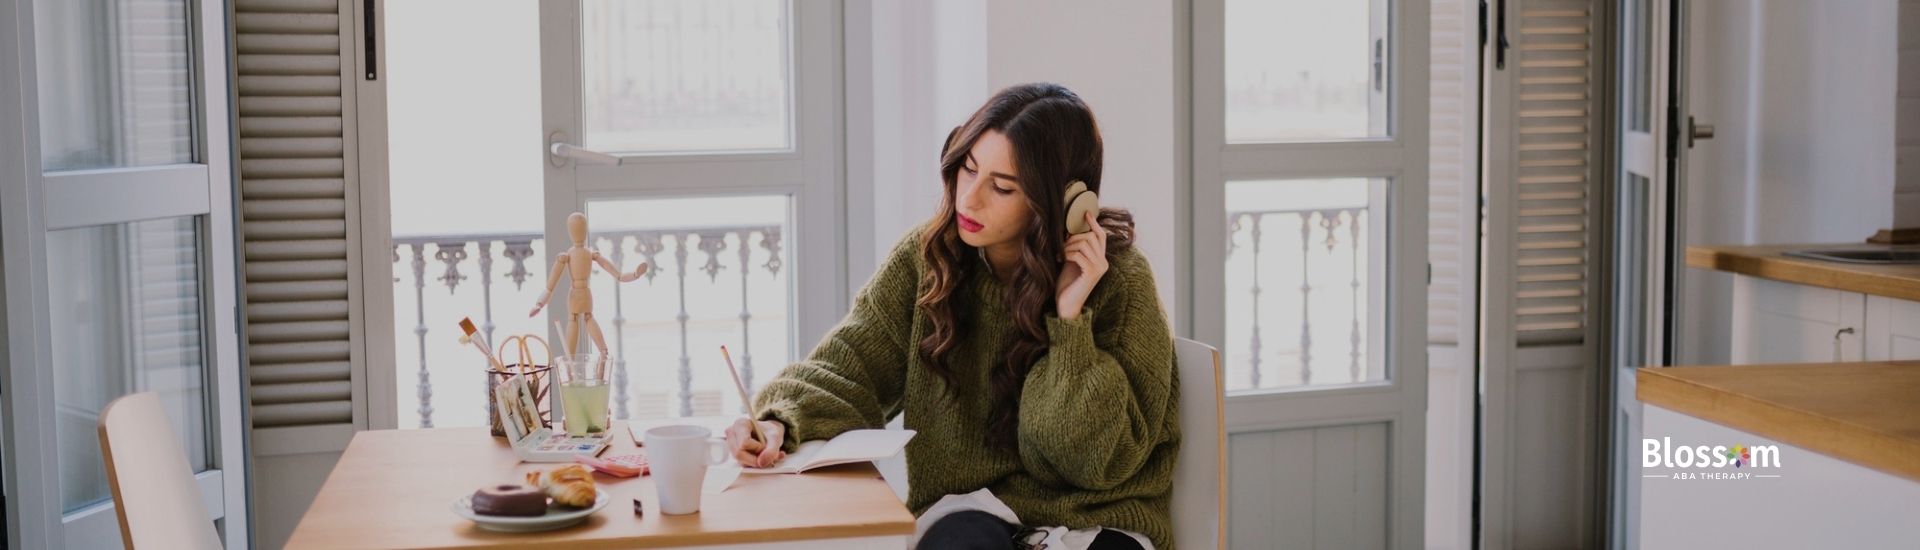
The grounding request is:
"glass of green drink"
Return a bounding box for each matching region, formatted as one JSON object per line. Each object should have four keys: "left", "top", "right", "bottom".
{"left": 556, "top": 354, "right": 611, "bottom": 436}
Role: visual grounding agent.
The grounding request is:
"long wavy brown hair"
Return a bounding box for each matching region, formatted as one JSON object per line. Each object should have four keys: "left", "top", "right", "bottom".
{"left": 916, "top": 83, "right": 1136, "bottom": 452}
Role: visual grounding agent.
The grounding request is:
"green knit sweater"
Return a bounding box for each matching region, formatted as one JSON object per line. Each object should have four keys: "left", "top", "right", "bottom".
{"left": 754, "top": 224, "right": 1181, "bottom": 549}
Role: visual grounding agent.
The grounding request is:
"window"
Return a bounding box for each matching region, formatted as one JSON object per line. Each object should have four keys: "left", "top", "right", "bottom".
{"left": 50, "top": 218, "right": 211, "bottom": 512}
{"left": 382, "top": 0, "right": 836, "bottom": 429}
{"left": 1203, "top": 0, "right": 1398, "bottom": 394}
{"left": 35, "top": 0, "right": 196, "bottom": 170}
{"left": 1222, "top": 179, "right": 1386, "bottom": 390}
{"left": 6, "top": 0, "right": 246, "bottom": 543}
{"left": 580, "top": 0, "right": 793, "bottom": 154}
{"left": 1224, "top": 0, "right": 1390, "bottom": 142}
{"left": 1192, "top": 0, "right": 1430, "bottom": 541}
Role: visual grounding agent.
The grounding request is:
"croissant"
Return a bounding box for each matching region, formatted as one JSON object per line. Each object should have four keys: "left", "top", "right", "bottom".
{"left": 525, "top": 464, "right": 598, "bottom": 508}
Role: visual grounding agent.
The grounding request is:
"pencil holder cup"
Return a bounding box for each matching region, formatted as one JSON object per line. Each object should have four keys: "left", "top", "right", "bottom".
{"left": 486, "top": 365, "right": 552, "bottom": 437}
{"left": 488, "top": 334, "right": 555, "bottom": 438}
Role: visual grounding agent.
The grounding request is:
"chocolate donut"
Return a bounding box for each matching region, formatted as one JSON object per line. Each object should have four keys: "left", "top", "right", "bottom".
{"left": 471, "top": 484, "right": 548, "bottom": 517}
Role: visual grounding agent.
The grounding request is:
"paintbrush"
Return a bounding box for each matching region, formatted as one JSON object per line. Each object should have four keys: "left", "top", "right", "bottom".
{"left": 551, "top": 321, "right": 574, "bottom": 357}
{"left": 719, "top": 346, "right": 764, "bottom": 443}
{"left": 457, "top": 317, "right": 506, "bottom": 371}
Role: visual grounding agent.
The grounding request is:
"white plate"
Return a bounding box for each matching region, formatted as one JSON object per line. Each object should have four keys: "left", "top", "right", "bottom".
{"left": 453, "top": 492, "right": 611, "bottom": 533}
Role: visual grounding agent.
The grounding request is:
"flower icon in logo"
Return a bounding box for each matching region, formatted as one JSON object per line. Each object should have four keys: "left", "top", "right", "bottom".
{"left": 1726, "top": 445, "right": 1751, "bottom": 468}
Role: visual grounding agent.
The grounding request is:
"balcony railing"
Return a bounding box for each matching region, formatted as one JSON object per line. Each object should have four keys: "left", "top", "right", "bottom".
{"left": 393, "top": 224, "right": 784, "bottom": 429}
{"left": 1225, "top": 206, "right": 1370, "bottom": 391}
{"left": 395, "top": 206, "right": 1366, "bottom": 423}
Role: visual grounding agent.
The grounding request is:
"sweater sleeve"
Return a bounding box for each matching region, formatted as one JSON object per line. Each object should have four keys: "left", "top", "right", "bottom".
{"left": 1016, "top": 251, "right": 1178, "bottom": 490}
{"left": 753, "top": 228, "right": 922, "bottom": 450}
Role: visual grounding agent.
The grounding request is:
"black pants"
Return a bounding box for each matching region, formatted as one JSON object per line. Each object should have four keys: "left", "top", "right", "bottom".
{"left": 916, "top": 510, "right": 1148, "bottom": 550}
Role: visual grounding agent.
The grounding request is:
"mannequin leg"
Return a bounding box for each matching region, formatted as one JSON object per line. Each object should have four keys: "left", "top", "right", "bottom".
{"left": 585, "top": 314, "right": 611, "bottom": 357}
{"left": 566, "top": 314, "right": 583, "bottom": 356}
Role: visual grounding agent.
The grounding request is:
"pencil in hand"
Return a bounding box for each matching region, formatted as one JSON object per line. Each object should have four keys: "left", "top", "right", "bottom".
{"left": 719, "top": 345, "right": 764, "bottom": 443}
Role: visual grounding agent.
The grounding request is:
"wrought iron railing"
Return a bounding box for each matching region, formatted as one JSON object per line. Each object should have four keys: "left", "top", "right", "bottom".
{"left": 393, "top": 225, "right": 783, "bottom": 428}
{"left": 1225, "top": 206, "right": 1370, "bottom": 390}
{"left": 398, "top": 207, "right": 1366, "bottom": 419}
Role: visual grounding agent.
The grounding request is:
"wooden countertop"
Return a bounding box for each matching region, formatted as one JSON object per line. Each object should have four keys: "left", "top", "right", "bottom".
{"left": 1637, "top": 361, "right": 1920, "bottom": 483}
{"left": 1686, "top": 244, "right": 1920, "bottom": 302}
{"left": 284, "top": 423, "right": 916, "bottom": 549}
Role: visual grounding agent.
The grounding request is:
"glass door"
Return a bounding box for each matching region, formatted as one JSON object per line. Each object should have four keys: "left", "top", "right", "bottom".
{"left": 1610, "top": 0, "right": 1681, "bottom": 545}
{"left": 1191, "top": 0, "right": 1429, "bottom": 545}
{"left": 381, "top": 0, "right": 840, "bottom": 429}
{"left": 538, "top": 0, "right": 840, "bottom": 423}
{"left": 2, "top": 0, "right": 247, "bottom": 547}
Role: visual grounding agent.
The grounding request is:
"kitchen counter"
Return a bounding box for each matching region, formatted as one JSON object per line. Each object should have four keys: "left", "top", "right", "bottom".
{"left": 1637, "top": 361, "right": 1920, "bottom": 482}
{"left": 1686, "top": 244, "right": 1920, "bottom": 302}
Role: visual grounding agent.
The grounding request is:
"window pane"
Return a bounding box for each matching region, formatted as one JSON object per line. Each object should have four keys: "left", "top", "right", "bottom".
{"left": 1626, "top": 0, "right": 1651, "bottom": 132}
{"left": 1224, "top": 179, "right": 1386, "bottom": 393}
{"left": 581, "top": 0, "right": 793, "bottom": 154}
{"left": 35, "top": 0, "right": 196, "bottom": 171}
{"left": 386, "top": 0, "right": 549, "bottom": 429}
{"left": 49, "top": 217, "right": 209, "bottom": 512}
{"left": 388, "top": 196, "right": 795, "bottom": 429}
{"left": 388, "top": 0, "right": 543, "bottom": 238}
{"left": 586, "top": 196, "right": 793, "bottom": 419}
{"left": 1225, "top": 0, "right": 1389, "bottom": 142}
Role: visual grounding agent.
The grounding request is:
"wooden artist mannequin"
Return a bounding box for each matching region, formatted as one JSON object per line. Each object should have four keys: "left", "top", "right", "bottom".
{"left": 529, "top": 212, "right": 647, "bottom": 355}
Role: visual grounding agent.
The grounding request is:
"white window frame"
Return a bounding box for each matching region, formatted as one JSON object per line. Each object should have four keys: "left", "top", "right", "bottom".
{"left": 0, "top": 0, "right": 248, "bottom": 547}
{"left": 1188, "top": 0, "right": 1430, "bottom": 545}
{"left": 359, "top": 0, "right": 846, "bottom": 428}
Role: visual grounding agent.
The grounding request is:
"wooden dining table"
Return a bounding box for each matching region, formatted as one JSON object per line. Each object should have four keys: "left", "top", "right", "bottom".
{"left": 283, "top": 421, "right": 917, "bottom": 549}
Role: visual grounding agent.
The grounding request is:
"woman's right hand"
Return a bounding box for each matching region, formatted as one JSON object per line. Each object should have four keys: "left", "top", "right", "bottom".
{"left": 724, "top": 417, "right": 787, "bottom": 468}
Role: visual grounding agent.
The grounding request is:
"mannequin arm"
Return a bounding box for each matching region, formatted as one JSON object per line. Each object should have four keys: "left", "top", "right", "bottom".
{"left": 593, "top": 251, "right": 647, "bottom": 283}
{"left": 528, "top": 254, "right": 569, "bottom": 317}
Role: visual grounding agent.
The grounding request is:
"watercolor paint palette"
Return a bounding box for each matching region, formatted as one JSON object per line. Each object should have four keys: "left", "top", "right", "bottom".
{"left": 510, "top": 428, "right": 610, "bottom": 463}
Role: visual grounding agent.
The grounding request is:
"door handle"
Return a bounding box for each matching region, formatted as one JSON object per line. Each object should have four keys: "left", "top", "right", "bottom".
{"left": 1687, "top": 116, "right": 1715, "bottom": 148}
{"left": 548, "top": 132, "right": 621, "bottom": 167}
{"left": 1834, "top": 327, "right": 1856, "bottom": 362}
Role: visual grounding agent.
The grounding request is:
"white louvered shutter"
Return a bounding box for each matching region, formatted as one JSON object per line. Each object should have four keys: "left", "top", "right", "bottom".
{"left": 1425, "top": 2, "right": 1481, "bottom": 548}
{"left": 234, "top": 0, "right": 362, "bottom": 432}
{"left": 1481, "top": 0, "right": 1605, "bottom": 546}
{"left": 1508, "top": 1, "right": 1596, "bottom": 346}
{"left": 1428, "top": 0, "right": 1474, "bottom": 347}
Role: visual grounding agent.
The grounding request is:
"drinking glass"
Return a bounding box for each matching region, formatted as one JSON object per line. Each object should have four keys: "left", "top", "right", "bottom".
{"left": 556, "top": 354, "right": 610, "bottom": 436}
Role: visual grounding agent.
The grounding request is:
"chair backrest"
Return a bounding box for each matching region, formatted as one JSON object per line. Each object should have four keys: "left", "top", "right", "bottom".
{"left": 97, "top": 392, "right": 223, "bottom": 550}
{"left": 1172, "top": 337, "right": 1226, "bottom": 550}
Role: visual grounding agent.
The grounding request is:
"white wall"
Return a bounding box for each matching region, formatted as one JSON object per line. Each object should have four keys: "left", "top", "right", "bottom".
{"left": 858, "top": 0, "right": 1182, "bottom": 319}
{"left": 1681, "top": 0, "right": 1898, "bottom": 365}
{"left": 984, "top": 0, "right": 1182, "bottom": 315}
{"left": 859, "top": 0, "right": 987, "bottom": 278}
{"left": 1901, "top": 0, "right": 1920, "bottom": 230}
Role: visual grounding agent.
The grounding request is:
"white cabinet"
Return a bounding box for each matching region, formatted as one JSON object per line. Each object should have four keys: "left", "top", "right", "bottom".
{"left": 1641, "top": 405, "right": 1920, "bottom": 547}
{"left": 1732, "top": 275, "right": 1920, "bottom": 363}
{"left": 1866, "top": 293, "right": 1920, "bottom": 360}
{"left": 1731, "top": 276, "right": 1866, "bottom": 363}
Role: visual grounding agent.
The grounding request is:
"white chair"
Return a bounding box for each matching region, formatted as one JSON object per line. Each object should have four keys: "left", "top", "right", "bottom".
{"left": 1173, "top": 337, "right": 1227, "bottom": 550}
{"left": 97, "top": 392, "right": 223, "bottom": 550}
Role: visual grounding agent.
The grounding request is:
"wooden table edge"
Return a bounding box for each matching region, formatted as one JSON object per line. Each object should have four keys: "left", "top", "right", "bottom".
{"left": 1685, "top": 245, "right": 1920, "bottom": 303}
{"left": 281, "top": 426, "right": 919, "bottom": 549}
{"left": 287, "top": 515, "right": 916, "bottom": 550}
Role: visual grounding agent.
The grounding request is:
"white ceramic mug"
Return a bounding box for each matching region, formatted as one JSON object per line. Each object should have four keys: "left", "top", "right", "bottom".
{"left": 642, "top": 425, "right": 728, "bottom": 515}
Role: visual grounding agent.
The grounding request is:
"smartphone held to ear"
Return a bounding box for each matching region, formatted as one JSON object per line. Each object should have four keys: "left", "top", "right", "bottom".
{"left": 1064, "top": 180, "right": 1099, "bottom": 235}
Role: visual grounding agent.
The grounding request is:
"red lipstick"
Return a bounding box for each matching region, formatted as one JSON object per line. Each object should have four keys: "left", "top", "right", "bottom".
{"left": 957, "top": 213, "right": 985, "bottom": 233}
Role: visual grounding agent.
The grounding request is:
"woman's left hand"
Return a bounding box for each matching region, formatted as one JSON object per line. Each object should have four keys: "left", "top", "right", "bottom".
{"left": 1057, "top": 210, "right": 1109, "bottom": 320}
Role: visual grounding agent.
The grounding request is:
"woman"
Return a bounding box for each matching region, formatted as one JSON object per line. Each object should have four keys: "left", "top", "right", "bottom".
{"left": 724, "top": 83, "right": 1179, "bottom": 550}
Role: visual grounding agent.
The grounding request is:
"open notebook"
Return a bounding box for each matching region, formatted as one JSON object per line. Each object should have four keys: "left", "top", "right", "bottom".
{"left": 742, "top": 429, "right": 916, "bottom": 474}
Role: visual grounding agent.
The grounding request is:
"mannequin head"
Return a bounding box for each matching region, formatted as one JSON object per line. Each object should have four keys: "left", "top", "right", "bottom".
{"left": 567, "top": 212, "right": 588, "bottom": 245}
